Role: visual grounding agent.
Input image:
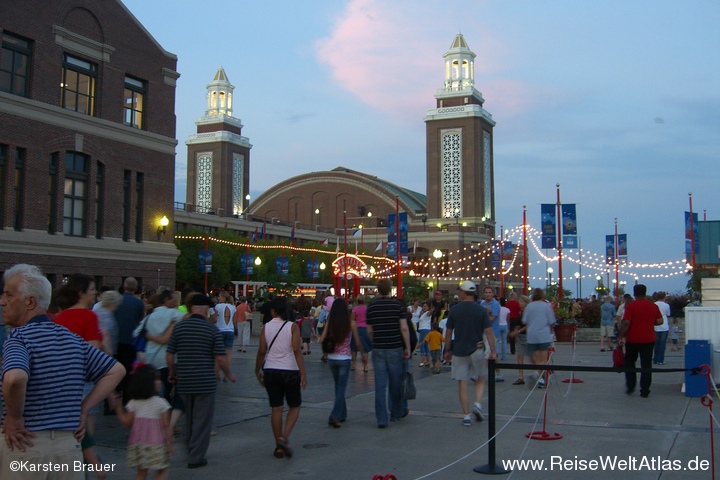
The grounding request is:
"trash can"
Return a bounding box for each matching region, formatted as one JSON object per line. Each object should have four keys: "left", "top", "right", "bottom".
{"left": 685, "top": 340, "right": 712, "bottom": 397}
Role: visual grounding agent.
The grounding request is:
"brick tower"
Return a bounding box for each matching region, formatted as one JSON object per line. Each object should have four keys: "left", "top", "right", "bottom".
{"left": 186, "top": 67, "right": 252, "bottom": 216}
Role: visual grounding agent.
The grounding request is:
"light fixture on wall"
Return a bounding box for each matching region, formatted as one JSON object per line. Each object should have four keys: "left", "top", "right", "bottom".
{"left": 157, "top": 215, "right": 169, "bottom": 240}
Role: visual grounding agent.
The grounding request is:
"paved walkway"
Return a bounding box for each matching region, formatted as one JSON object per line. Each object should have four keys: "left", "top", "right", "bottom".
{"left": 92, "top": 340, "right": 717, "bottom": 480}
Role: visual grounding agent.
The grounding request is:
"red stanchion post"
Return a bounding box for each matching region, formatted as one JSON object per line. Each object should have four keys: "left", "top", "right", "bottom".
{"left": 562, "top": 326, "right": 584, "bottom": 384}
{"left": 527, "top": 347, "right": 562, "bottom": 440}
{"left": 699, "top": 364, "right": 715, "bottom": 480}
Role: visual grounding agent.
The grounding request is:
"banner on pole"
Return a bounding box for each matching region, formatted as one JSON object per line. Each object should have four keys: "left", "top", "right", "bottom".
{"left": 198, "top": 250, "right": 213, "bottom": 273}
{"left": 306, "top": 260, "right": 319, "bottom": 279}
{"left": 387, "top": 212, "right": 408, "bottom": 256}
{"left": 618, "top": 234, "right": 628, "bottom": 264}
{"left": 561, "top": 204, "right": 578, "bottom": 249}
{"left": 541, "top": 204, "right": 556, "bottom": 249}
{"left": 276, "top": 256, "right": 289, "bottom": 275}
{"left": 503, "top": 241, "right": 513, "bottom": 261}
{"left": 240, "top": 253, "right": 254, "bottom": 275}
{"left": 684, "top": 212, "right": 699, "bottom": 255}
{"left": 491, "top": 241, "right": 501, "bottom": 269}
{"left": 605, "top": 235, "right": 614, "bottom": 265}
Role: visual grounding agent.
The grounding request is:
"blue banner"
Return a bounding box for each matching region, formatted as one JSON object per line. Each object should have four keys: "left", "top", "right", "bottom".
{"left": 387, "top": 212, "right": 409, "bottom": 256}
{"left": 685, "top": 212, "right": 699, "bottom": 254}
{"left": 541, "top": 204, "right": 556, "bottom": 249}
{"left": 618, "top": 234, "right": 628, "bottom": 264}
{"left": 306, "top": 260, "right": 319, "bottom": 279}
{"left": 240, "top": 253, "right": 254, "bottom": 275}
{"left": 491, "top": 241, "right": 502, "bottom": 269}
{"left": 198, "top": 250, "right": 212, "bottom": 273}
{"left": 276, "top": 256, "right": 289, "bottom": 275}
{"left": 503, "top": 241, "right": 513, "bottom": 261}
{"left": 605, "top": 235, "right": 614, "bottom": 264}
{"left": 561, "top": 204, "right": 578, "bottom": 249}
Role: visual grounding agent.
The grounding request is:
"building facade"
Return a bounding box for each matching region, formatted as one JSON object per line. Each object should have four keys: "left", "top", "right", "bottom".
{"left": 0, "top": 0, "right": 180, "bottom": 289}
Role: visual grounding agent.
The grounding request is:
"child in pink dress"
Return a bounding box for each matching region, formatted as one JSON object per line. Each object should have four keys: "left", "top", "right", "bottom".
{"left": 111, "top": 364, "right": 172, "bottom": 479}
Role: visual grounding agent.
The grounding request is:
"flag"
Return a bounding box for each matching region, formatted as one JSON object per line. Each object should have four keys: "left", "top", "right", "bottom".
{"left": 251, "top": 227, "right": 258, "bottom": 243}
{"left": 320, "top": 238, "right": 329, "bottom": 246}
{"left": 375, "top": 241, "right": 383, "bottom": 252}
{"left": 259, "top": 221, "right": 266, "bottom": 240}
{"left": 352, "top": 228, "right": 362, "bottom": 238}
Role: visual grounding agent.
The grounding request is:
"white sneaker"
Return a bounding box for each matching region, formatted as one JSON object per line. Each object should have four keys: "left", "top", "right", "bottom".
{"left": 473, "top": 403, "right": 484, "bottom": 422}
{"left": 419, "top": 363, "right": 425, "bottom": 367}
{"left": 538, "top": 377, "right": 546, "bottom": 388}
{"left": 462, "top": 416, "right": 472, "bottom": 427}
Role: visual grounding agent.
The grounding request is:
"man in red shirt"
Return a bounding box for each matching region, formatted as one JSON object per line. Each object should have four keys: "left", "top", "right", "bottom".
{"left": 618, "top": 284, "right": 662, "bottom": 397}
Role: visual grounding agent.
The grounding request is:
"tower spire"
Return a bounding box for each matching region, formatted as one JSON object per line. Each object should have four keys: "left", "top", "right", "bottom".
{"left": 443, "top": 33, "right": 476, "bottom": 92}
{"left": 206, "top": 66, "right": 234, "bottom": 117}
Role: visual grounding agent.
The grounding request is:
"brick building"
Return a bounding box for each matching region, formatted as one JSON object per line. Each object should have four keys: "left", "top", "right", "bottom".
{"left": 0, "top": 0, "right": 180, "bottom": 289}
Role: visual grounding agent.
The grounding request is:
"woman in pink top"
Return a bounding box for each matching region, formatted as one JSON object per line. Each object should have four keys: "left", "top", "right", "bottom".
{"left": 350, "top": 295, "right": 372, "bottom": 372}
{"left": 319, "top": 298, "right": 363, "bottom": 427}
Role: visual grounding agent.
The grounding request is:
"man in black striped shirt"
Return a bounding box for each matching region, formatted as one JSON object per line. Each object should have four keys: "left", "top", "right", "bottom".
{"left": 366, "top": 279, "right": 410, "bottom": 428}
{"left": 167, "top": 294, "right": 236, "bottom": 469}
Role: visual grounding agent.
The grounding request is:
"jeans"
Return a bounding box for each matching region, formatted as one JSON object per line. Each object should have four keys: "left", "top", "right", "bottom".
{"left": 371, "top": 348, "right": 404, "bottom": 425}
{"left": 653, "top": 330, "right": 669, "bottom": 364}
{"left": 328, "top": 359, "right": 351, "bottom": 421}
{"left": 418, "top": 330, "right": 431, "bottom": 356}
{"left": 625, "top": 342, "right": 654, "bottom": 395}
{"left": 498, "top": 325, "right": 509, "bottom": 359}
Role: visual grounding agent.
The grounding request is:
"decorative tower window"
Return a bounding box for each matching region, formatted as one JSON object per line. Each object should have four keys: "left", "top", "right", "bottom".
{"left": 232, "top": 153, "right": 244, "bottom": 215}
{"left": 483, "top": 130, "right": 492, "bottom": 219}
{"left": 441, "top": 130, "right": 462, "bottom": 218}
{"left": 196, "top": 154, "right": 212, "bottom": 213}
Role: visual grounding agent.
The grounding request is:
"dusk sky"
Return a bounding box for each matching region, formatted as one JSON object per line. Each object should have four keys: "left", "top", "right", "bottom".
{"left": 123, "top": 0, "right": 719, "bottom": 295}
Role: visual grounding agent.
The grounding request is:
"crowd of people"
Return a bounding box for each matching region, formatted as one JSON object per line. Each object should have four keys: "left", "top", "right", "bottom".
{"left": 0, "top": 262, "right": 683, "bottom": 477}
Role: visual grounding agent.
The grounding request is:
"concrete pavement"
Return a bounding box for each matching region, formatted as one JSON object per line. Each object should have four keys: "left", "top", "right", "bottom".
{"left": 92, "top": 340, "right": 717, "bottom": 480}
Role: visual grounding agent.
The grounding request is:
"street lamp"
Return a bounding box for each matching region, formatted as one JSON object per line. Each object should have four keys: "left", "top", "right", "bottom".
{"left": 433, "top": 249, "right": 443, "bottom": 291}
{"left": 315, "top": 208, "right": 321, "bottom": 229}
{"left": 421, "top": 214, "right": 427, "bottom": 231}
{"left": 255, "top": 256, "right": 262, "bottom": 266}
{"left": 574, "top": 271, "right": 580, "bottom": 298}
{"left": 595, "top": 275, "right": 602, "bottom": 297}
{"left": 454, "top": 207, "right": 460, "bottom": 224}
{"left": 547, "top": 267, "right": 553, "bottom": 287}
{"left": 157, "top": 215, "right": 169, "bottom": 241}
{"left": 320, "top": 261, "right": 326, "bottom": 284}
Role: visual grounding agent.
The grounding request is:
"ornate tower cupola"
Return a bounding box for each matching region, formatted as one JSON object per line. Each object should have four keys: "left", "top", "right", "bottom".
{"left": 424, "top": 34, "right": 496, "bottom": 234}
{"left": 206, "top": 66, "right": 233, "bottom": 117}
{"left": 186, "top": 67, "right": 252, "bottom": 216}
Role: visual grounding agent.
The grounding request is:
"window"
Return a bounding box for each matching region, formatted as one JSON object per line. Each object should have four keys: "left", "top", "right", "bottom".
{"left": 48, "top": 153, "right": 59, "bottom": 234}
{"left": 124, "top": 76, "right": 145, "bottom": 128}
{"left": 95, "top": 161, "right": 104, "bottom": 238}
{"left": 63, "top": 152, "right": 88, "bottom": 236}
{"left": 135, "top": 172, "right": 144, "bottom": 242}
{"left": 61, "top": 54, "right": 96, "bottom": 115}
{"left": 0, "top": 145, "right": 6, "bottom": 227}
{"left": 122, "top": 170, "right": 131, "bottom": 241}
{"left": 0, "top": 32, "right": 31, "bottom": 96}
{"left": 14, "top": 148, "right": 25, "bottom": 231}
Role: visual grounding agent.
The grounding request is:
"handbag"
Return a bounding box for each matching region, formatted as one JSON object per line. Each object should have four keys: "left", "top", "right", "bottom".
{"left": 131, "top": 316, "right": 149, "bottom": 352}
{"left": 402, "top": 371, "right": 417, "bottom": 400}
{"left": 259, "top": 321, "right": 289, "bottom": 378}
{"left": 613, "top": 346, "right": 625, "bottom": 369}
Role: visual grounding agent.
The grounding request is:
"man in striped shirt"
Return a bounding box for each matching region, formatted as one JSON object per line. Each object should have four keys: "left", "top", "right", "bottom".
{"left": 166, "top": 293, "right": 236, "bottom": 469}
{"left": 1, "top": 264, "right": 124, "bottom": 479}
{"left": 366, "top": 279, "right": 410, "bottom": 428}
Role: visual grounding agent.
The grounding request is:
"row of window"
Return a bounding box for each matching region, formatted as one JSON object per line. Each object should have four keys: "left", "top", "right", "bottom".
{"left": 1, "top": 145, "right": 145, "bottom": 240}
{"left": 1, "top": 31, "right": 145, "bottom": 128}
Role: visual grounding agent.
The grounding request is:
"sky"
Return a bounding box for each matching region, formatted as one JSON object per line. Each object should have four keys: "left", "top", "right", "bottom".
{"left": 122, "top": 0, "right": 720, "bottom": 296}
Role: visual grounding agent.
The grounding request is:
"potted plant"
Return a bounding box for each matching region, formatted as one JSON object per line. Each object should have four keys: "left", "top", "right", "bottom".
{"left": 552, "top": 297, "right": 578, "bottom": 342}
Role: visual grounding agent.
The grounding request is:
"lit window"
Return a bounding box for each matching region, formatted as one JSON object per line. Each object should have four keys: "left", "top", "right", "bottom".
{"left": 0, "top": 32, "right": 31, "bottom": 96}
{"left": 63, "top": 152, "right": 88, "bottom": 236}
{"left": 61, "top": 54, "right": 96, "bottom": 115}
{"left": 124, "top": 76, "right": 145, "bottom": 128}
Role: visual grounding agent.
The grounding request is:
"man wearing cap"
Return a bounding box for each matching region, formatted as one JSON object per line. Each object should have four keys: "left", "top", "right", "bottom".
{"left": 167, "top": 294, "right": 236, "bottom": 468}
{"left": 444, "top": 281, "right": 496, "bottom": 426}
{"left": 618, "top": 284, "right": 662, "bottom": 398}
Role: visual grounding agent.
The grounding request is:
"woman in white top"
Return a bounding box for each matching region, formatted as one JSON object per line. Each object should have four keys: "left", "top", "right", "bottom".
{"left": 408, "top": 300, "right": 422, "bottom": 331}
{"left": 255, "top": 296, "right": 307, "bottom": 459}
{"left": 417, "top": 302, "right": 433, "bottom": 367}
{"left": 214, "top": 292, "right": 237, "bottom": 364}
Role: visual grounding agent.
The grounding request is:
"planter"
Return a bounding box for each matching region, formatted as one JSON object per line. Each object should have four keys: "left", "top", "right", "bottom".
{"left": 555, "top": 323, "right": 576, "bottom": 342}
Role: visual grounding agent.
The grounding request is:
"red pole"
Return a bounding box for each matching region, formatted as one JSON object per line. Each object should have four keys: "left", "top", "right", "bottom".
{"left": 614, "top": 218, "right": 619, "bottom": 298}
{"left": 499, "top": 226, "right": 504, "bottom": 297}
{"left": 204, "top": 234, "right": 209, "bottom": 294}
{"left": 689, "top": 193, "right": 696, "bottom": 270}
{"left": 556, "top": 185, "right": 563, "bottom": 299}
{"left": 523, "top": 206, "right": 528, "bottom": 295}
{"left": 396, "top": 196, "right": 403, "bottom": 299}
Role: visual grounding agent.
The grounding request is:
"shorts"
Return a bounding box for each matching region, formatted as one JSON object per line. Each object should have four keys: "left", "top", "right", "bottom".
{"left": 600, "top": 325, "right": 614, "bottom": 338}
{"left": 351, "top": 326, "right": 373, "bottom": 353}
{"left": 672, "top": 339, "right": 678, "bottom": 345}
{"left": 527, "top": 342, "right": 552, "bottom": 355}
{"left": 430, "top": 349, "right": 441, "bottom": 363}
{"left": 516, "top": 333, "right": 529, "bottom": 357}
{"left": 263, "top": 369, "right": 302, "bottom": 408}
{"left": 451, "top": 348, "right": 487, "bottom": 381}
{"left": 302, "top": 337, "right": 311, "bottom": 344}
{"left": 221, "top": 331, "right": 235, "bottom": 348}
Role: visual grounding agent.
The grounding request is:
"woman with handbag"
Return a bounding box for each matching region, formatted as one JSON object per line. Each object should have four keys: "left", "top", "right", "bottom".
{"left": 255, "top": 296, "right": 307, "bottom": 459}
{"left": 319, "top": 298, "right": 364, "bottom": 428}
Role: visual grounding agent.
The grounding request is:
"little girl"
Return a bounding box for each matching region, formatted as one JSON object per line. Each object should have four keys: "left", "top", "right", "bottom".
{"left": 111, "top": 364, "right": 172, "bottom": 480}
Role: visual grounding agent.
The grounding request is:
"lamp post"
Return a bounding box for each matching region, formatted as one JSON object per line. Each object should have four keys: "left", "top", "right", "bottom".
{"left": 315, "top": 208, "right": 320, "bottom": 230}
{"left": 547, "top": 267, "right": 553, "bottom": 288}
{"left": 596, "top": 275, "right": 602, "bottom": 297}
{"left": 574, "top": 271, "right": 580, "bottom": 298}
{"left": 433, "top": 249, "right": 443, "bottom": 292}
{"left": 320, "top": 261, "right": 326, "bottom": 284}
{"left": 421, "top": 214, "right": 427, "bottom": 232}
